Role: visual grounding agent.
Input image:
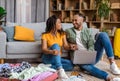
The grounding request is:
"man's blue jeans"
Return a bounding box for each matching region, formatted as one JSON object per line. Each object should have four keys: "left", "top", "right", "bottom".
{"left": 79, "top": 32, "right": 114, "bottom": 80}
{"left": 42, "top": 44, "right": 73, "bottom": 71}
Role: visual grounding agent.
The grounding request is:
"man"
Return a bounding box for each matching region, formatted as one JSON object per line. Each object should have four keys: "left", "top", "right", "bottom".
{"left": 65, "top": 13, "right": 120, "bottom": 81}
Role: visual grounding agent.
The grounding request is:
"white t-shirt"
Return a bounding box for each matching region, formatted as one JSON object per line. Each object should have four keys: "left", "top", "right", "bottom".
{"left": 74, "top": 29, "right": 87, "bottom": 50}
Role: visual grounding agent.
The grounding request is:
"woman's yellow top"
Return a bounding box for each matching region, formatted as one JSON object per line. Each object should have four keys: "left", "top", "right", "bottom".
{"left": 41, "top": 32, "right": 65, "bottom": 54}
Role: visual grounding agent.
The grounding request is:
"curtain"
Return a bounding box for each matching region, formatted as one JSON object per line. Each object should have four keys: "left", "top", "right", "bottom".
{"left": 31, "top": 0, "right": 47, "bottom": 22}
{"left": 16, "top": 0, "right": 31, "bottom": 23}
{"left": 0, "top": 0, "right": 47, "bottom": 23}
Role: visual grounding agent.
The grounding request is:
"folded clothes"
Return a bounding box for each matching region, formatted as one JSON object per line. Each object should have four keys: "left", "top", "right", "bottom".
{"left": 22, "top": 71, "right": 58, "bottom": 81}
{"left": 42, "top": 72, "right": 58, "bottom": 81}
{"left": 62, "top": 76, "right": 86, "bottom": 81}
{"left": 0, "top": 61, "right": 31, "bottom": 78}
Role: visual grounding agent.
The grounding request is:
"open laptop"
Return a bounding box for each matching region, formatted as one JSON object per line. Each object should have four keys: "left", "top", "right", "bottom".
{"left": 71, "top": 50, "right": 97, "bottom": 64}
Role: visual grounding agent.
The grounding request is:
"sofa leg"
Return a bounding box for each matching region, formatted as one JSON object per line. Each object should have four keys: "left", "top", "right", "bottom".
{"left": 0, "top": 59, "right": 4, "bottom": 64}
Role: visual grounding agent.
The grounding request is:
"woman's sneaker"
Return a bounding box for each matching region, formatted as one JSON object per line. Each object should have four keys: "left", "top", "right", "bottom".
{"left": 58, "top": 68, "right": 68, "bottom": 79}
{"left": 110, "top": 62, "right": 120, "bottom": 74}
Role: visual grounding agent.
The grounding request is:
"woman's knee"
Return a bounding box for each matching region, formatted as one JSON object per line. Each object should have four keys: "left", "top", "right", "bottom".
{"left": 50, "top": 44, "right": 60, "bottom": 50}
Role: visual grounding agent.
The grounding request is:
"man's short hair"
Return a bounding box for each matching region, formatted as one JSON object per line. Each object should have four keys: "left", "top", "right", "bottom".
{"left": 74, "top": 13, "right": 84, "bottom": 18}
{"left": 74, "top": 13, "right": 86, "bottom": 21}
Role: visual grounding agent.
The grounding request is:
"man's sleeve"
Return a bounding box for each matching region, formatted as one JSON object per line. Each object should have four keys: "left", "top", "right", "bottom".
{"left": 88, "top": 30, "right": 95, "bottom": 51}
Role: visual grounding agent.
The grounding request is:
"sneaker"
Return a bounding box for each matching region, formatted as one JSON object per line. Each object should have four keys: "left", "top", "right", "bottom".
{"left": 112, "top": 77, "right": 120, "bottom": 81}
{"left": 58, "top": 68, "right": 68, "bottom": 79}
{"left": 110, "top": 62, "right": 120, "bottom": 74}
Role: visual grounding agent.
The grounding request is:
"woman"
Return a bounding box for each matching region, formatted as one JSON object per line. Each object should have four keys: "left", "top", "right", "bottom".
{"left": 41, "top": 15, "right": 73, "bottom": 79}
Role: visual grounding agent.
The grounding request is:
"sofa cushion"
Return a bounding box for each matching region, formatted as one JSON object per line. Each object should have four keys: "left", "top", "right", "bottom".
{"left": 62, "top": 23, "right": 73, "bottom": 30}
{"left": 89, "top": 28, "right": 99, "bottom": 40}
{"left": 5, "top": 22, "right": 73, "bottom": 41}
{"left": 2, "top": 26, "right": 15, "bottom": 42}
{"left": 6, "top": 22, "right": 20, "bottom": 26}
{"left": 7, "top": 41, "right": 41, "bottom": 54}
{"left": 21, "top": 22, "right": 46, "bottom": 41}
{"left": 14, "top": 26, "right": 35, "bottom": 41}
{"left": 21, "top": 23, "right": 74, "bottom": 41}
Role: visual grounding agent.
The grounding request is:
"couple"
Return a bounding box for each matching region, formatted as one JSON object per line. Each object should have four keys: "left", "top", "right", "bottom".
{"left": 41, "top": 13, "right": 120, "bottom": 81}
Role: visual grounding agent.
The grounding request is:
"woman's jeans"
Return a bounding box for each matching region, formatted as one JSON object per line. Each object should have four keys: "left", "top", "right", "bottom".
{"left": 42, "top": 44, "right": 73, "bottom": 71}
{"left": 79, "top": 32, "right": 114, "bottom": 80}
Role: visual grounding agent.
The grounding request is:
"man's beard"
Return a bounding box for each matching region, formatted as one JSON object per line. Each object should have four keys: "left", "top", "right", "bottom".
{"left": 74, "top": 22, "right": 82, "bottom": 29}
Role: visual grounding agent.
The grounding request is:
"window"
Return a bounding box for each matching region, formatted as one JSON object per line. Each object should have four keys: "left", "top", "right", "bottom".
{"left": 16, "top": 0, "right": 31, "bottom": 23}
{"left": 0, "top": 0, "right": 48, "bottom": 23}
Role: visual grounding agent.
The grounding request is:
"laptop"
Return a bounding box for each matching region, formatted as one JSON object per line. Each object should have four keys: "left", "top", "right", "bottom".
{"left": 71, "top": 50, "right": 97, "bottom": 64}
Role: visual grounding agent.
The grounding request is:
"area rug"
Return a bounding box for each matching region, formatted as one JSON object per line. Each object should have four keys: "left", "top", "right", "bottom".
{"left": 55, "top": 61, "right": 120, "bottom": 81}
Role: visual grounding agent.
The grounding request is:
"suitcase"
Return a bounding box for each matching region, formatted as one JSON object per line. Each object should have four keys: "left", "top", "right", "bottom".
{"left": 114, "top": 28, "right": 120, "bottom": 58}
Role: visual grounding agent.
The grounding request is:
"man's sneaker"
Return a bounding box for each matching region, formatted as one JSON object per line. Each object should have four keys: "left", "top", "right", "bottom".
{"left": 58, "top": 68, "right": 68, "bottom": 79}
{"left": 112, "top": 77, "right": 120, "bottom": 81}
{"left": 110, "top": 62, "right": 120, "bottom": 74}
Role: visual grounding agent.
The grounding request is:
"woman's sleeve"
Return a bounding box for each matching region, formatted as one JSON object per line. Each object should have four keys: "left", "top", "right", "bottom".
{"left": 41, "top": 34, "right": 47, "bottom": 41}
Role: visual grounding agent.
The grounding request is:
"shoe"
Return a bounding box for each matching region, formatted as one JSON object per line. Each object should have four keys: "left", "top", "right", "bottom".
{"left": 112, "top": 77, "right": 120, "bottom": 81}
{"left": 58, "top": 68, "right": 69, "bottom": 79}
{"left": 110, "top": 62, "right": 120, "bottom": 74}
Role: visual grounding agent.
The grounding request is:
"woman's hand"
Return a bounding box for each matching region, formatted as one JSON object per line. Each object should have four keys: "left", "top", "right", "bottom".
{"left": 52, "top": 50, "right": 59, "bottom": 55}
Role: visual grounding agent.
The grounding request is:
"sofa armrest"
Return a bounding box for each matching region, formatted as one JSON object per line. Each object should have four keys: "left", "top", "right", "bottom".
{"left": 0, "top": 31, "right": 7, "bottom": 58}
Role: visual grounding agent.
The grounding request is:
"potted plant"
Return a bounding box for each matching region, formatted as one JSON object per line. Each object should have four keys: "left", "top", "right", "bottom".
{"left": 0, "top": 6, "right": 7, "bottom": 25}
{"left": 0, "top": 6, "right": 6, "bottom": 31}
{"left": 96, "top": 0, "right": 110, "bottom": 19}
{"left": 95, "top": 0, "right": 110, "bottom": 30}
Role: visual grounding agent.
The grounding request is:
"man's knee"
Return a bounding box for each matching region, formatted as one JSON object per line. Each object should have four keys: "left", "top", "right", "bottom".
{"left": 99, "top": 32, "right": 108, "bottom": 38}
{"left": 80, "top": 65, "right": 94, "bottom": 71}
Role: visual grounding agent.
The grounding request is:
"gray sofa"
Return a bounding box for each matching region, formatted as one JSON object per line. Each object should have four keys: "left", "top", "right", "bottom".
{"left": 0, "top": 22, "right": 99, "bottom": 63}
{"left": 0, "top": 22, "right": 74, "bottom": 63}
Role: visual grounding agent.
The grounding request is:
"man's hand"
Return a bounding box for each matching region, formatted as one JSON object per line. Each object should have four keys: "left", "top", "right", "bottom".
{"left": 69, "top": 44, "right": 78, "bottom": 50}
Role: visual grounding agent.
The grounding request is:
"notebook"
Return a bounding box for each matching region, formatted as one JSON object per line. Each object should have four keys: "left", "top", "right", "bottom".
{"left": 71, "top": 50, "right": 97, "bottom": 64}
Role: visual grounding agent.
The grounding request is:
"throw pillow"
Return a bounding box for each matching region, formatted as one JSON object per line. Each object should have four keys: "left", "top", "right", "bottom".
{"left": 14, "top": 26, "right": 35, "bottom": 41}
{"left": 2, "top": 26, "right": 15, "bottom": 42}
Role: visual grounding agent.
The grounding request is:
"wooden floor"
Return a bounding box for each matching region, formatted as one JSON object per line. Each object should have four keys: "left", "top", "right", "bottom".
{"left": 115, "top": 59, "right": 120, "bottom": 67}
{"left": 2, "top": 55, "right": 120, "bottom": 68}
{"left": 103, "top": 55, "right": 120, "bottom": 67}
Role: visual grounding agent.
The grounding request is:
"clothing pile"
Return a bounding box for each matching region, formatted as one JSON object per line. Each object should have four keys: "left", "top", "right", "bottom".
{"left": 0, "top": 62, "right": 58, "bottom": 81}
